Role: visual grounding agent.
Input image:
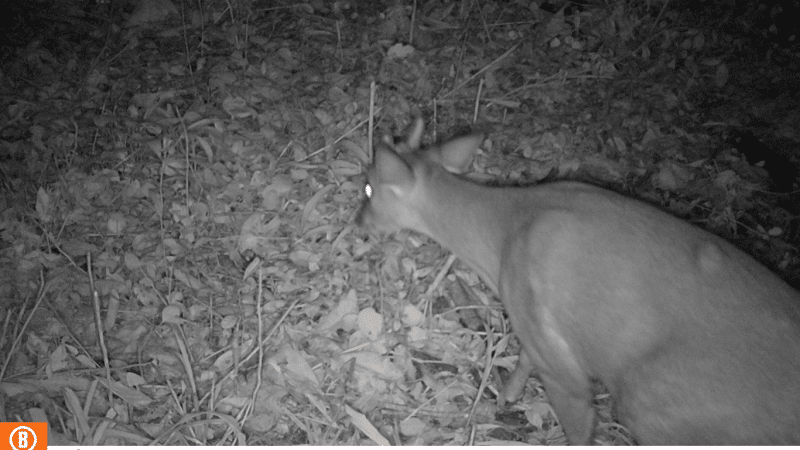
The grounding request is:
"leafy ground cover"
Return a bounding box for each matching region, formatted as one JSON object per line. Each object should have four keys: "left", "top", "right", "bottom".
{"left": 1, "top": 0, "right": 799, "bottom": 444}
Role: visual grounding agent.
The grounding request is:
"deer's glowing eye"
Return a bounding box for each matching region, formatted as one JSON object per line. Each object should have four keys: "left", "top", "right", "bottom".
{"left": 364, "top": 183, "right": 373, "bottom": 199}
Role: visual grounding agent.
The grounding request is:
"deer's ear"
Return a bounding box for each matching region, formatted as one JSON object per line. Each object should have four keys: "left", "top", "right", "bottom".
{"left": 406, "top": 117, "right": 424, "bottom": 151}
{"left": 434, "top": 134, "right": 483, "bottom": 174}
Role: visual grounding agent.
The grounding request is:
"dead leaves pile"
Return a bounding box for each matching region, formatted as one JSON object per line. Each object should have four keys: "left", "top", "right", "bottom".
{"left": 1, "top": 0, "right": 798, "bottom": 445}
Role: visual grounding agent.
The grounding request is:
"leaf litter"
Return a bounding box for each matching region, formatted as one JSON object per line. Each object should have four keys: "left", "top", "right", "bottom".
{"left": 1, "top": 0, "right": 799, "bottom": 445}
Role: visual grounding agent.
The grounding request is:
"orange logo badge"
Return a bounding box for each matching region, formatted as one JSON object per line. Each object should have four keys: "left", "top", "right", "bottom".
{"left": 1, "top": 423, "right": 47, "bottom": 450}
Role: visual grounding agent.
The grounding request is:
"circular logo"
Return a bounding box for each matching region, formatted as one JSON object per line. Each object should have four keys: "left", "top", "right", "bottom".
{"left": 9, "top": 426, "right": 38, "bottom": 450}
